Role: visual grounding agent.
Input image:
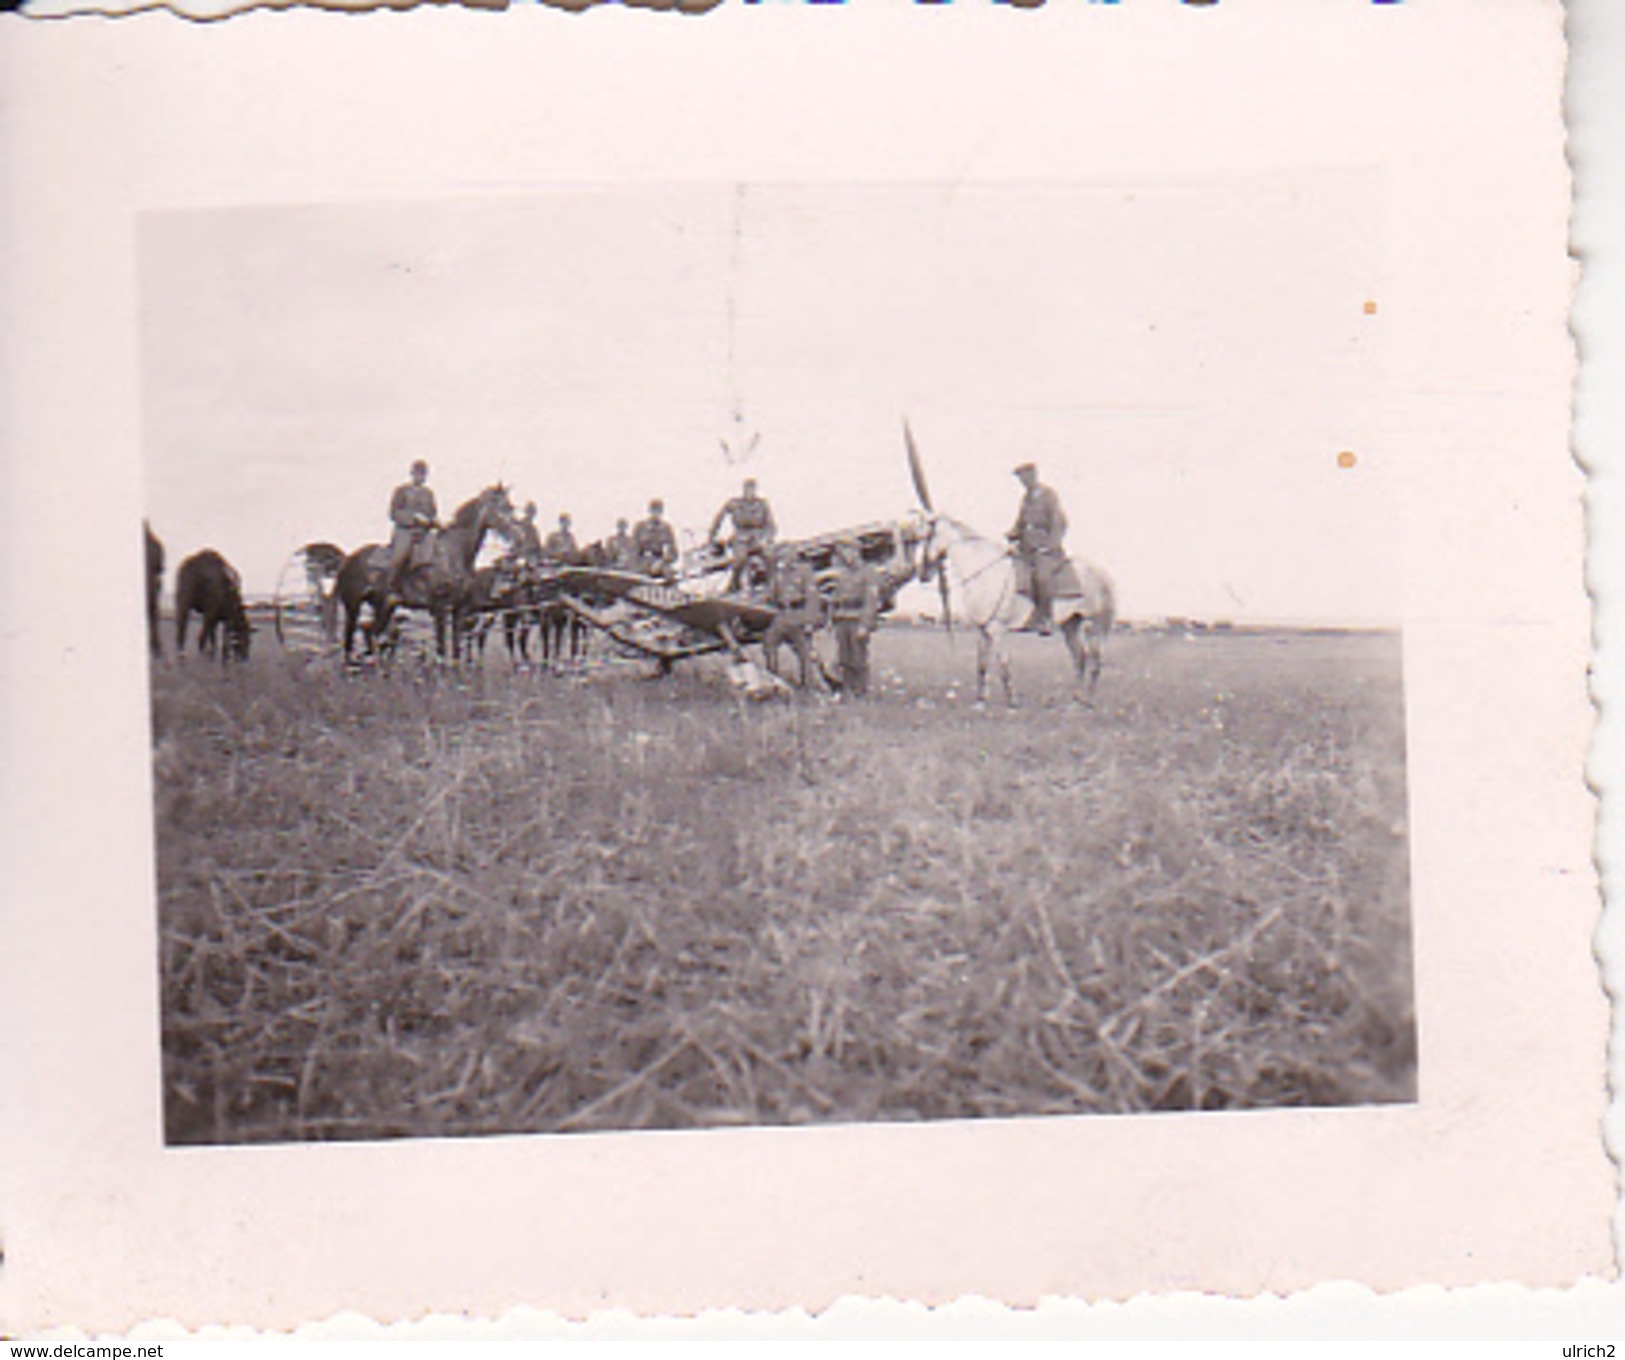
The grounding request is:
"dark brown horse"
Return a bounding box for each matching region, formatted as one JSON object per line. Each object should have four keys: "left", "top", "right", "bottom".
{"left": 460, "top": 562, "right": 541, "bottom": 667}
{"left": 144, "top": 522, "right": 164, "bottom": 658}
{"left": 175, "top": 549, "right": 254, "bottom": 663}
{"left": 335, "top": 484, "right": 515, "bottom": 664}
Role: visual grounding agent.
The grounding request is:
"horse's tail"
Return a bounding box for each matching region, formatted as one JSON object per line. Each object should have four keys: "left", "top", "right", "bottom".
{"left": 1097, "top": 569, "right": 1117, "bottom": 638}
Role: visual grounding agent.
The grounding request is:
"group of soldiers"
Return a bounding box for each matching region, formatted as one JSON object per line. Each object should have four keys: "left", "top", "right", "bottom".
{"left": 384, "top": 455, "right": 1070, "bottom": 694}
{"left": 385, "top": 459, "right": 683, "bottom": 585}
{"left": 507, "top": 498, "right": 683, "bottom": 579}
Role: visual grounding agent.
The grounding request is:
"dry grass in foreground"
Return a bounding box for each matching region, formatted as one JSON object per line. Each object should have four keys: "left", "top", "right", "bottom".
{"left": 152, "top": 628, "right": 1415, "bottom": 1142}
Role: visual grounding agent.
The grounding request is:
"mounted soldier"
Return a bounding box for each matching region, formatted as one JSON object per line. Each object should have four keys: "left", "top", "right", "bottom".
{"left": 633, "top": 498, "right": 679, "bottom": 580}
{"left": 511, "top": 501, "right": 545, "bottom": 566}
{"left": 1007, "top": 461, "right": 1068, "bottom": 635}
{"left": 709, "top": 477, "right": 777, "bottom": 593}
{"left": 385, "top": 459, "right": 439, "bottom": 601}
{"left": 606, "top": 517, "right": 636, "bottom": 570}
{"left": 544, "top": 512, "right": 579, "bottom": 565}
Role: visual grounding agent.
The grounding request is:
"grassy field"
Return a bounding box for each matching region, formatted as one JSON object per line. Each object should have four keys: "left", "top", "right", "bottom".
{"left": 151, "top": 624, "right": 1415, "bottom": 1143}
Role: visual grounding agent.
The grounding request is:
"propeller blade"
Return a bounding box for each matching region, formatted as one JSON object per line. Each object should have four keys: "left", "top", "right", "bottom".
{"left": 937, "top": 569, "right": 953, "bottom": 639}
{"left": 904, "top": 419, "right": 934, "bottom": 513}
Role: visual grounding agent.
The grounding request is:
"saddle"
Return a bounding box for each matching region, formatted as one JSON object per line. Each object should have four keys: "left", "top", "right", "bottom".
{"left": 1014, "top": 554, "right": 1084, "bottom": 600}
{"left": 370, "top": 533, "right": 439, "bottom": 578}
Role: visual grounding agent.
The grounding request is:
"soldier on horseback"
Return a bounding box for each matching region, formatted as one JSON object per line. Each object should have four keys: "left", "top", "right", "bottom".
{"left": 709, "top": 477, "right": 778, "bottom": 593}
{"left": 633, "top": 498, "right": 679, "bottom": 579}
{"left": 511, "top": 501, "right": 545, "bottom": 566}
{"left": 544, "top": 512, "right": 579, "bottom": 564}
{"left": 1008, "top": 461, "right": 1068, "bottom": 635}
{"left": 607, "top": 517, "right": 636, "bottom": 570}
{"left": 385, "top": 459, "right": 438, "bottom": 601}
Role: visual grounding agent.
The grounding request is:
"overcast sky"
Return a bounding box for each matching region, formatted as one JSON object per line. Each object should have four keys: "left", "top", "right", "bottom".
{"left": 139, "top": 179, "right": 1397, "bottom": 622}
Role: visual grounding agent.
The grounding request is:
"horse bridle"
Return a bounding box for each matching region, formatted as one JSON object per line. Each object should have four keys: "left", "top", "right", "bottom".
{"left": 921, "top": 516, "right": 1009, "bottom": 586}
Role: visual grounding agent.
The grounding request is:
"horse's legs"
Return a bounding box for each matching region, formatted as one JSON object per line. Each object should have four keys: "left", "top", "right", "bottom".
{"left": 995, "top": 629, "right": 1014, "bottom": 707}
{"left": 435, "top": 602, "right": 460, "bottom": 663}
{"left": 368, "top": 597, "right": 394, "bottom": 660}
{"left": 435, "top": 605, "right": 454, "bottom": 663}
{"left": 974, "top": 629, "right": 991, "bottom": 705}
{"left": 1061, "top": 617, "right": 1089, "bottom": 700}
{"left": 342, "top": 597, "right": 360, "bottom": 662}
{"left": 520, "top": 609, "right": 537, "bottom": 667}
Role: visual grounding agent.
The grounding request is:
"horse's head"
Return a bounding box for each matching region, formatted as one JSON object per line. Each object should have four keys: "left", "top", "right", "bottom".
{"left": 914, "top": 515, "right": 954, "bottom": 631}
{"left": 916, "top": 515, "right": 948, "bottom": 582}
{"left": 478, "top": 483, "right": 516, "bottom": 532}
{"left": 226, "top": 611, "right": 254, "bottom": 662}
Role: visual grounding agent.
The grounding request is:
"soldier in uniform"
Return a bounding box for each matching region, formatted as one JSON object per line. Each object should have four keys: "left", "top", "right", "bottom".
{"left": 1007, "top": 461, "right": 1068, "bottom": 635}
{"left": 632, "top": 498, "right": 679, "bottom": 579}
{"left": 606, "top": 517, "right": 636, "bottom": 570}
{"left": 385, "top": 459, "right": 438, "bottom": 600}
{"left": 511, "top": 501, "right": 545, "bottom": 566}
{"left": 544, "top": 512, "right": 579, "bottom": 564}
{"left": 829, "top": 538, "right": 881, "bottom": 698}
{"left": 761, "top": 544, "right": 826, "bottom": 690}
{"left": 709, "top": 477, "right": 778, "bottom": 593}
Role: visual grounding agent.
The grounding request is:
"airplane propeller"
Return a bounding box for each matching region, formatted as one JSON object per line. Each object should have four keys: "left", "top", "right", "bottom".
{"left": 904, "top": 419, "right": 934, "bottom": 514}
{"left": 903, "top": 418, "right": 952, "bottom": 635}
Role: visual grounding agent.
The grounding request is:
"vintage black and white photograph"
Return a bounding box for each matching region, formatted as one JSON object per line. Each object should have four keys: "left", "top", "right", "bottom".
{"left": 7, "top": 0, "right": 1611, "bottom": 1330}
{"left": 140, "top": 182, "right": 1416, "bottom": 1145}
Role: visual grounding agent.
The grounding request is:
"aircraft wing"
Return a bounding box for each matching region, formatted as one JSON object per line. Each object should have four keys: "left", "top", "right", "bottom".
{"left": 554, "top": 567, "right": 778, "bottom": 657}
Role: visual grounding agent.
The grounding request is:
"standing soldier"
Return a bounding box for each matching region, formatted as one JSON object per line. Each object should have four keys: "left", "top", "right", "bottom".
{"left": 762, "top": 544, "right": 825, "bottom": 690}
{"left": 829, "top": 538, "right": 881, "bottom": 698}
{"left": 385, "top": 459, "right": 438, "bottom": 600}
{"left": 606, "top": 517, "right": 636, "bottom": 570}
{"left": 632, "top": 498, "right": 680, "bottom": 579}
{"left": 511, "top": 501, "right": 545, "bottom": 566}
{"left": 544, "top": 512, "right": 579, "bottom": 564}
{"left": 709, "top": 477, "right": 778, "bottom": 592}
{"left": 1007, "top": 461, "right": 1068, "bottom": 635}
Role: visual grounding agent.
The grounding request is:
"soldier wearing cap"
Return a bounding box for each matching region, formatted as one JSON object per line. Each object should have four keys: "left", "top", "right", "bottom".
{"left": 1008, "top": 461, "right": 1068, "bottom": 635}
{"left": 385, "top": 459, "right": 438, "bottom": 599}
{"left": 511, "top": 501, "right": 545, "bottom": 566}
{"left": 544, "top": 512, "right": 579, "bottom": 565}
{"left": 829, "top": 538, "right": 881, "bottom": 698}
{"left": 709, "top": 477, "right": 778, "bottom": 593}
{"left": 606, "top": 517, "right": 636, "bottom": 570}
{"left": 762, "top": 544, "right": 825, "bottom": 690}
{"left": 633, "top": 498, "right": 679, "bottom": 579}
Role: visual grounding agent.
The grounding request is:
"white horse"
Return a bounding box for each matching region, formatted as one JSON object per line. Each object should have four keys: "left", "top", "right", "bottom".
{"left": 919, "top": 514, "right": 1116, "bottom": 706}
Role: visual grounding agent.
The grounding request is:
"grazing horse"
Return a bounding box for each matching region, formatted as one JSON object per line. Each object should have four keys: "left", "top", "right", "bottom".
{"left": 175, "top": 549, "right": 254, "bottom": 662}
{"left": 335, "top": 484, "right": 516, "bottom": 664}
{"left": 144, "top": 522, "right": 165, "bottom": 658}
{"left": 919, "top": 514, "right": 1115, "bottom": 706}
